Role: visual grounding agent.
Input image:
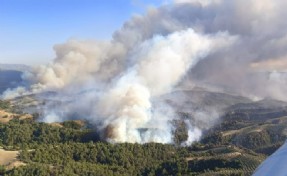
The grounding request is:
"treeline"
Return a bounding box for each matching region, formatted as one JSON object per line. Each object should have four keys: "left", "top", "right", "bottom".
{"left": 0, "top": 119, "right": 195, "bottom": 150}
{"left": 0, "top": 119, "right": 99, "bottom": 149}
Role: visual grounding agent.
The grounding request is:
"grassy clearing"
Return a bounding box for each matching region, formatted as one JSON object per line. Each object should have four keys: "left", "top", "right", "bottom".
{"left": 0, "top": 148, "right": 18, "bottom": 165}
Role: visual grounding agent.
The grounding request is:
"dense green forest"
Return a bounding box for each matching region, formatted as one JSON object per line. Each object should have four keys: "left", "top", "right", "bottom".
{"left": 0, "top": 119, "right": 98, "bottom": 149}
{"left": 1, "top": 99, "right": 287, "bottom": 175}
{"left": 0, "top": 119, "right": 264, "bottom": 176}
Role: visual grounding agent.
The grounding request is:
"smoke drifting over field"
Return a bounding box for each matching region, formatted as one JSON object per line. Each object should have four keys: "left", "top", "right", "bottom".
{"left": 2, "top": 0, "right": 287, "bottom": 144}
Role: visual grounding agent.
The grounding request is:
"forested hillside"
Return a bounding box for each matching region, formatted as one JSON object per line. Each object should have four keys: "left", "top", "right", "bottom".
{"left": 0, "top": 99, "right": 287, "bottom": 175}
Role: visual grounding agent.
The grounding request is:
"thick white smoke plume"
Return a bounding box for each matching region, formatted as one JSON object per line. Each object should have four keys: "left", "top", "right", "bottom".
{"left": 2, "top": 0, "right": 287, "bottom": 144}
{"left": 37, "top": 29, "right": 234, "bottom": 144}
{"left": 93, "top": 30, "right": 234, "bottom": 143}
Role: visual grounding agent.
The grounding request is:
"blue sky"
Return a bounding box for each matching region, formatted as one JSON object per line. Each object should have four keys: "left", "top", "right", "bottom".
{"left": 0, "top": 0, "right": 163, "bottom": 65}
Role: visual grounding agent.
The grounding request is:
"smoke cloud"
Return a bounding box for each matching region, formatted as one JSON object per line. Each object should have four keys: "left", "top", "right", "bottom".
{"left": 2, "top": 0, "right": 287, "bottom": 144}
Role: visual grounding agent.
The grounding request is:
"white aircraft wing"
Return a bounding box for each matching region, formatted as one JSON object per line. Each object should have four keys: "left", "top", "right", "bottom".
{"left": 253, "top": 141, "right": 287, "bottom": 176}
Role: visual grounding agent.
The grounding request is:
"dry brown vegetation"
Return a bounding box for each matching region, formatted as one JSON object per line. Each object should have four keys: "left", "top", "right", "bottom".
{"left": 0, "top": 110, "right": 32, "bottom": 123}
{"left": 5, "top": 161, "right": 26, "bottom": 170}
{"left": 0, "top": 110, "right": 16, "bottom": 123}
{"left": 0, "top": 148, "right": 19, "bottom": 165}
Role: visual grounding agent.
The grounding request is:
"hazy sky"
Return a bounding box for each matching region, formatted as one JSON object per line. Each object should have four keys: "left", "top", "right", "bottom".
{"left": 0, "top": 0, "right": 163, "bottom": 65}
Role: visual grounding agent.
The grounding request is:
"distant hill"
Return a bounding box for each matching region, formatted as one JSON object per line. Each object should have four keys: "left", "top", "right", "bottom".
{"left": 161, "top": 89, "right": 252, "bottom": 113}
{"left": 0, "top": 64, "right": 31, "bottom": 95}
{"left": 0, "top": 70, "right": 23, "bottom": 95}
{"left": 0, "top": 64, "right": 31, "bottom": 72}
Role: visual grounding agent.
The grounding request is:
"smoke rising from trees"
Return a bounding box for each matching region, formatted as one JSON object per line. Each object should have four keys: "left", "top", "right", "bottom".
{"left": 2, "top": 0, "right": 287, "bottom": 144}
